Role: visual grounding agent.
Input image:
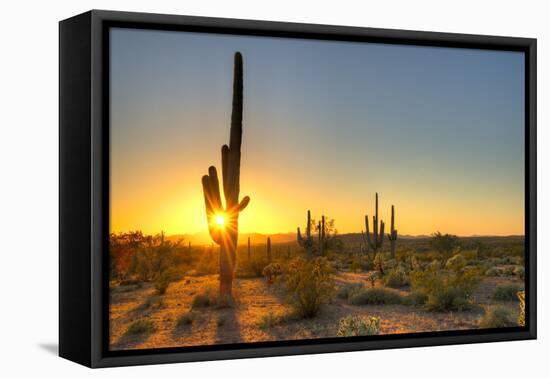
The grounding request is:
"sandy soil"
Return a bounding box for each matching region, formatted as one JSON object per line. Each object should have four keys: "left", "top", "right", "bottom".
{"left": 109, "top": 273, "right": 522, "bottom": 351}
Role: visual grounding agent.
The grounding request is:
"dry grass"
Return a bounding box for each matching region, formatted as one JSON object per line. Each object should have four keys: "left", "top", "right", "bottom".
{"left": 109, "top": 272, "right": 521, "bottom": 350}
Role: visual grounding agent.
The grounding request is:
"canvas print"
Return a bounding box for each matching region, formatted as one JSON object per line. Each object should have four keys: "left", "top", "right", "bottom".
{"left": 108, "top": 28, "right": 526, "bottom": 351}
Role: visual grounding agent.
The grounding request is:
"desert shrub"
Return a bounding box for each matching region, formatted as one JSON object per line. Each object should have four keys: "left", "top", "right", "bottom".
{"left": 383, "top": 266, "right": 409, "bottom": 288}
{"left": 257, "top": 311, "right": 283, "bottom": 330}
{"left": 402, "top": 291, "right": 428, "bottom": 306}
{"left": 125, "top": 319, "right": 155, "bottom": 336}
{"left": 431, "top": 232, "right": 460, "bottom": 261}
{"left": 192, "top": 290, "right": 215, "bottom": 308}
{"left": 445, "top": 254, "right": 466, "bottom": 271}
{"left": 503, "top": 266, "right": 516, "bottom": 276}
{"left": 285, "top": 257, "right": 335, "bottom": 318}
{"left": 485, "top": 266, "right": 502, "bottom": 277}
{"left": 337, "top": 315, "right": 380, "bottom": 337}
{"left": 493, "top": 284, "right": 522, "bottom": 301}
{"left": 460, "top": 250, "right": 478, "bottom": 262}
{"left": 350, "top": 257, "right": 362, "bottom": 273}
{"left": 410, "top": 262, "right": 479, "bottom": 312}
{"left": 130, "top": 233, "right": 182, "bottom": 282}
{"left": 195, "top": 250, "right": 218, "bottom": 275}
{"left": 480, "top": 306, "right": 516, "bottom": 328}
{"left": 176, "top": 312, "right": 195, "bottom": 327}
{"left": 365, "top": 271, "right": 381, "bottom": 287}
{"left": 263, "top": 263, "right": 283, "bottom": 283}
{"left": 138, "top": 296, "right": 164, "bottom": 311}
{"left": 514, "top": 266, "right": 525, "bottom": 280}
{"left": 348, "top": 288, "right": 402, "bottom": 305}
{"left": 154, "top": 273, "right": 170, "bottom": 295}
{"left": 239, "top": 256, "right": 268, "bottom": 278}
{"left": 425, "top": 286, "right": 470, "bottom": 311}
{"left": 337, "top": 282, "right": 364, "bottom": 300}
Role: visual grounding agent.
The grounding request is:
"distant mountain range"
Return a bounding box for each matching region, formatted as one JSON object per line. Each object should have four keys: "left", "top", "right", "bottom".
{"left": 165, "top": 231, "right": 297, "bottom": 246}
{"left": 164, "top": 230, "right": 439, "bottom": 247}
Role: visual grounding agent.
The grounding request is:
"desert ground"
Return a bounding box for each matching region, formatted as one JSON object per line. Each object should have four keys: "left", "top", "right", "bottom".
{"left": 110, "top": 257, "right": 523, "bottom": 350}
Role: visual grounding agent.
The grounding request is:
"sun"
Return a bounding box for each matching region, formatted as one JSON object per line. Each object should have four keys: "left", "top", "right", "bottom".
{"left": 215, "top": 214, "right": 225, "bottom": 227}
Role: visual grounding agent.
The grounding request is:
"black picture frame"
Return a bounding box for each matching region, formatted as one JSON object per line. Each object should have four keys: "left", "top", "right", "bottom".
{"left": 59, "top": 9, "right": 537, "bottom": 368}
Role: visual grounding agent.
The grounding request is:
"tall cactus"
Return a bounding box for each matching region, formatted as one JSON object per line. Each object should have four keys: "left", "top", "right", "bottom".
{"left": 201, "top": 52, "right": 250, "bottom": 299}
{"left": 387, "top": 205, "right": 398, "bottom": 258}
{"left": 318, "top": 215, "right": 326, "bottom": 256}
{"left": 267, "top": 237, "right": 272, "bottom": 262}
{"left": 297, "top": 210, "right": 314, "bottom": 257}
{"left": 364, "top": 193, "right": 385, "bottom": 256}
{"left": 247, "top": 236, "right": 251, "bottom": 260}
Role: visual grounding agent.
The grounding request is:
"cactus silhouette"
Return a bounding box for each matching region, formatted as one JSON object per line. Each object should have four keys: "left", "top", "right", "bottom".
{"left": 318, "top": 215, "right": 326, "bottom": 256}
{"left": 387, "top": 205, "right": 398, "bottom": 258}
{"left": 362, "top": 193, "right": 385, "bottom": 256}
{"left": 297, "top": 210, "right": 314, "bottom": 257}
{"left": 201, "top": 52, "right": 250, "bottom": 299}
{"left": 247, "top": 236, "right": 251, "bottom": 260}
{"left": 267, "top": 237, "right": 272, "bottom": 262}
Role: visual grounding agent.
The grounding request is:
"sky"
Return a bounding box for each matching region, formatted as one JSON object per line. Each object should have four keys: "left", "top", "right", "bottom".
{"left": 110, "top": 27, "right": 525, "bottom": 237}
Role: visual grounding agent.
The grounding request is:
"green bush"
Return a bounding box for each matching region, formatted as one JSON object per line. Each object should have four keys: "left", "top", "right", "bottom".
{"left": 176, "top": 312, "right": 195, "bottom": 327}
{"left": 493, "top": 284, "right": 522, "bottom": 301}
{"left": 350, "top": 258, "right": 362, "bottom": 273}
{"left": 125, "top": 319, "right": 155, "bottom": 336}
{"left": 402, "top": 291, "right": 428, "bottom": 306}
{"left": 480, "top": 306, "right": 516, "bottom": 328}
{"left": 383, "top": 267, "right": 409, "bottom": 288}
{"left": 239, "top": 256, "right": 268, "bottom": 278}
{"left": 263, "top": 263, "right": 283, "bottom": 283}
{"left": 285, "top": 257, "right": 335, "bottom": 318}
{"left": 485, "top": 267, "right": 502, "bottom": 277}
{"left": 410, "top": 263, "right": 479, "bottom": 312}
{"left": 154, "top": 272, "right": 171, "bottom": 295}
{"left": 337, "top": 315, "right": 380, "bottom": 336}
{"left": 348, "top": 288, "right": 402, "bottom": 305}
{"left": 425, "top": 286, "right": 470, "bottom": 311}
{"left": 337, "top": 282, "right": 364, "bottom": 300}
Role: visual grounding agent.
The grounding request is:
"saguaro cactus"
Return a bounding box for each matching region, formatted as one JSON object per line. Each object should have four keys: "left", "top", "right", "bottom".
{"left": 318, "top": 215, "right": 326, "bottom": 256}
{"left": 297, "top": 210, "right": 314, "bottom": 257}
{"left": 247, "top": 236, "right": 251, "bottom": 260}
{"left": 363, "top": 193, "right": 385, "bottom": 256}
{"left": 201, "top": 52, "right": 250, "bottom": 299}
{"left": 267, "top": 237, "right": 272, "bottom": 262}
{"left": 387, "top": 205, "right": 398, "bottom": 259}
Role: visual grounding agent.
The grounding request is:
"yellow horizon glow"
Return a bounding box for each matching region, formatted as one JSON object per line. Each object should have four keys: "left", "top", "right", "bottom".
{"left": 109, "top": 166, "right": 525, "bottom": 237}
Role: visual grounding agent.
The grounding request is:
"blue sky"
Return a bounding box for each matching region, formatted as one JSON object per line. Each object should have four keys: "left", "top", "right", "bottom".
{"left": 110, "top": 27, "right": 525, "bottom": 236}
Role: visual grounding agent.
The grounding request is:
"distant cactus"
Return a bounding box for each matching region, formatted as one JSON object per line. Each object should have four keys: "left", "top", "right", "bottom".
{"left": 318, "top": 216, "right": 326, "bottom": 256}
{"left": 201, "top": 52, "right": 250, "bottom": 299}
{"left": 297, "top": 210, "right": 314, "bottom": 257}
{"left": 387, "top": 205, "right": 398, "bottom": 259}
{"left": 247, "top": 236, "right": 251, "bottom": 260}
{"left": 363, "top": 193, "right": 385, "bottom": 256}
{"left": 267, "top": 237, "right": 272, "bottom": 262}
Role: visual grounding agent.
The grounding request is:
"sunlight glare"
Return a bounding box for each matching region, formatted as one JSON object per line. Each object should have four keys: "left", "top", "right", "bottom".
{"left": 215, "top": 214, "right": 225, "bottom": 227}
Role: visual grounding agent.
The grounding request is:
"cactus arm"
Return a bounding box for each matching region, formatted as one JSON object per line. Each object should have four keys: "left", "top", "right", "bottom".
{"left": 378, "top": 221, "right": 385, "bottom": 247}
{"left": 365, "top": 215, "right": 374, "bottom": 249}
{"left": 238, "top": 196, "right": 250, "bottom": 211}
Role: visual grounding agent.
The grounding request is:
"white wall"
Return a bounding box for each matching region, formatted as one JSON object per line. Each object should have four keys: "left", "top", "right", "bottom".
{"left": 0, "top": 0, "right": 546, "bottom": 376}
